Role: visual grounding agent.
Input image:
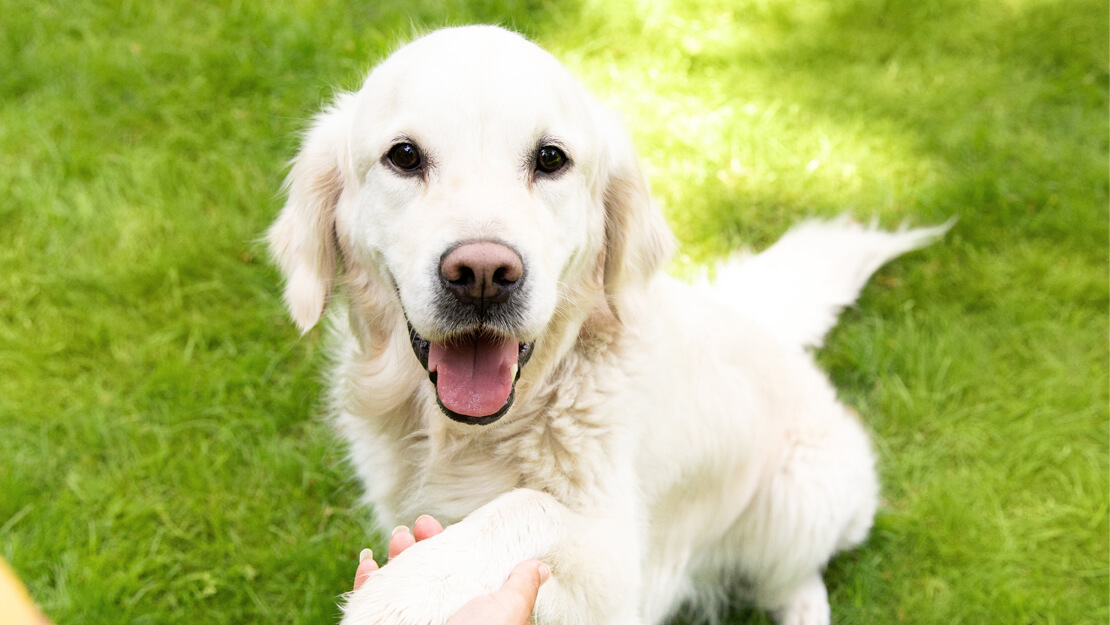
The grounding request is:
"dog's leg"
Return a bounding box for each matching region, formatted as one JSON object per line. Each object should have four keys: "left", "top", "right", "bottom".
{"left": 773, "top": 574, "right": 830, "bottom": 625}
{"left": 342, "top": 488, "right": 643, "bottom": 625}
{"left": 724, "top": 403, "right": 878, "bottom": 625}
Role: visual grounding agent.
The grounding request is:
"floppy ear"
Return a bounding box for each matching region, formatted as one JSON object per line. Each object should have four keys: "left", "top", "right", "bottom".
{"left": 600, "top": 115, "right": 675, "bottom": 319}
{"left": 268, "top": 93, "right": 355, "bottom": 333}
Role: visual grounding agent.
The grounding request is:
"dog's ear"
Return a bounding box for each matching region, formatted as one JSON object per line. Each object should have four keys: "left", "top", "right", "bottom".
{"left": 600, "top": 114, "right": 674, "bottom": 319}
{"left": 268, "top": 94, "right": 355, "bottom": 334}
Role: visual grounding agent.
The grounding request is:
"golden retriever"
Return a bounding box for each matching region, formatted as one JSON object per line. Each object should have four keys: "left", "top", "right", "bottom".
{"left": 268, "top": 25, "right": 947, "bottom": 625}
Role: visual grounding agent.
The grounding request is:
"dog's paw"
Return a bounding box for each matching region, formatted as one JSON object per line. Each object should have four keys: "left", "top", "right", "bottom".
{"left": 340, "top": 559, "right": 457, "bottom": 625}
{"left": 338, "top": 535, "right": 498, "bottom": 625}
{"left": 773, "top": 575, "right": 830, "bottom": 625}
{"left": 340, "top": 569, "right": 453, "bottom": 625}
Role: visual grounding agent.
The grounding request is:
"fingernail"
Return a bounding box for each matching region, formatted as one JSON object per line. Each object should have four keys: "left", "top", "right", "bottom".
{"left": 391, "top": 525, "right": 409, "bottom": 537}
{"left": 359, "top": 548, "right": 373, "bottom": 563}
{"left": 537, "top": 562, "right": 550, "bottom": 584}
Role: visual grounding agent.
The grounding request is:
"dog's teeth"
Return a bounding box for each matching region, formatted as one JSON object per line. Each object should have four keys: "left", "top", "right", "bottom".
{"left": 510, "top": 364, "right": 519, "bottom": 379}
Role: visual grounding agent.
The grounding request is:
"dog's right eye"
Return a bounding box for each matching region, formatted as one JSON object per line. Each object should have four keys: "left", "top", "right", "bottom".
{"left": 535, "top": 145, "right": 568, "bottom": 174}
{"left": 386, "top": 143, "right": 422, "bottom": 171}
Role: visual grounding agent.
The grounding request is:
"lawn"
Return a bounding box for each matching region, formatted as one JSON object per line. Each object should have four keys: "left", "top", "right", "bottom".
{"left": 1, "top": 0, "right": 1106, "bottom": 623}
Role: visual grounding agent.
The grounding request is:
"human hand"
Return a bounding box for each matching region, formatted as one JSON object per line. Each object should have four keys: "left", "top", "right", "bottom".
{"left": 353, "top": 515, "right": 549, "bottom": 625}
{"left": 0, "top": 557, "right": 52, "bottom": 625}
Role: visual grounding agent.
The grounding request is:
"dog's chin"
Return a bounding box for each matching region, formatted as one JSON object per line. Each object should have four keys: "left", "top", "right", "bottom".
{"left": 408, "top": 323, "right": 535, "bottom": 426}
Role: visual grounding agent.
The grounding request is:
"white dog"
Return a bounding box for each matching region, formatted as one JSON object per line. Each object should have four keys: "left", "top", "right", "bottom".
{"left": 268, "top": 25, "right": 946, "bottom": 625}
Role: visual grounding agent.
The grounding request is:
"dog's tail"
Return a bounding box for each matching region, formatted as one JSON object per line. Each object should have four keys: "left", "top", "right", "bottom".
{"left": 709, "top": 217, "right": 952, "bottom": 350}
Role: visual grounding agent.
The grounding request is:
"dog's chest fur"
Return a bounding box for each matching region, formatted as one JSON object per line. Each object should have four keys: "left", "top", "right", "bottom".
{"left": 347, "top": 321, "right": 630, "bottom": 526}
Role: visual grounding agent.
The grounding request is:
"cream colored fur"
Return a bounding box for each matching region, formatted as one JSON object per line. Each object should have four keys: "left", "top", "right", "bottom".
{"left": 268, "top": 25, "right": 947, "bottom": 625}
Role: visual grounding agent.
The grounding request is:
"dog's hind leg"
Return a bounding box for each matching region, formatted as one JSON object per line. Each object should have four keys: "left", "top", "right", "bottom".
{"left": 709, "top": 217, "right": 952, "bottom": 350}
{"left": 723, "top": 403, "right": 880, "bottom": 625}
{"left": 773, "top": 573, "right": 830, "bottom": 625}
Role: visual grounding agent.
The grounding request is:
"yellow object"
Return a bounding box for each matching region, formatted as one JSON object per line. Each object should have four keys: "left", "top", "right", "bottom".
{"left": 0, "top": 556, "right": 48, "bottom": 625}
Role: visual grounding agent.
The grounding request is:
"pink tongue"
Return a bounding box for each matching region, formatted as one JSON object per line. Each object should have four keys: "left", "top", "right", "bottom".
{"left": 428, "top": 334, "right": 518, "bottom": 417}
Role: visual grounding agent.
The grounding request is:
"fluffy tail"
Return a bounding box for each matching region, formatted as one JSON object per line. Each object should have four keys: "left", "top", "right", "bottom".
{"left": 710, "top": 217, "right": 953, "bottom": 349}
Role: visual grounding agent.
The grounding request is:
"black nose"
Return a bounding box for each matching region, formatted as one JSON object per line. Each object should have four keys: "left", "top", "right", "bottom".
{"left": 439, "top": 241, "right": 524, "bottom": 308}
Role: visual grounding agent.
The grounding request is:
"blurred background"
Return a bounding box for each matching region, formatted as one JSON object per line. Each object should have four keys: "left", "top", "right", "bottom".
{"left": 1, "top": 0, "right": 1106, "bottom": 623}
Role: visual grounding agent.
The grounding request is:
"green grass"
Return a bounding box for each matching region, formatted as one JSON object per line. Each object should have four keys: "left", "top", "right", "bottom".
{"left": 1, "top": 0, "right": 1105, "bottom": 623}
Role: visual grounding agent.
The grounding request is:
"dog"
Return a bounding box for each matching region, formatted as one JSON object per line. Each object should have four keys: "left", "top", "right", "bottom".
{"left": 268, "top": 25, "right": 947, "bottom": 625}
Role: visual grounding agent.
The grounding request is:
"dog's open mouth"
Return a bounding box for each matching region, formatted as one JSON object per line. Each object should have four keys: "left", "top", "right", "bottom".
{"left": 409, "top": 324, "right": 534, "bottom": 425}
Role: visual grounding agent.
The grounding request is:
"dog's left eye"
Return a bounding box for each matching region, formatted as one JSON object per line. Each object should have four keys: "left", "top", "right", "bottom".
{"left": 535, "top": 145, "right": 568, "bottom": 174}
{"left": 386, "top": 143, "right": 423, "bottom": 172}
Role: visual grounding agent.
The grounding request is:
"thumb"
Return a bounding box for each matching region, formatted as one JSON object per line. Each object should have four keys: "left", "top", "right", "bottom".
{"left": 491, "top": 560, "right": 549, "bottom": 616}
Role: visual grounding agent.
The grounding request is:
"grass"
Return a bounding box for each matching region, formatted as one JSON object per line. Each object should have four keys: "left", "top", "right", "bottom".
{"left": 1, "top": 0, "right": 1105, "bottom": 623}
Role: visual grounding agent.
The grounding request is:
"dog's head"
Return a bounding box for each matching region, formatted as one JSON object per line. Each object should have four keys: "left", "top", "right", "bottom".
{"left": 269, "top": 26, "right": 672, "bottom": 425}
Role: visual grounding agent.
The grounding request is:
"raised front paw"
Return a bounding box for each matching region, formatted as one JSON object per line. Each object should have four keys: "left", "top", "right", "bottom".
{"left": 339, "top": 532, "right": 499, "bottom": 625}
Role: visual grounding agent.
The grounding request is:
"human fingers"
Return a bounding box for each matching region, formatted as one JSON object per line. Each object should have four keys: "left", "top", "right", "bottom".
{"left": 388, "top": 525, "right": 415, "bottom": 559}
{"left": 412, "top": 515, "right": 444, "bottom": 541}
{"left": 353, "top": 549, "right": 377, "bottom": 591}
{"left": 355, "top": 517, "right": 443, "bottom": 591}
{"left": 388, "top": 515, "right": 442, "bottom": 560}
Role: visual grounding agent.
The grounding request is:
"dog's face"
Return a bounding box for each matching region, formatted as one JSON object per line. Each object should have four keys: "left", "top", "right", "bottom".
{"left": 269, "top": 26, "right": 672, "bottom": 424}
